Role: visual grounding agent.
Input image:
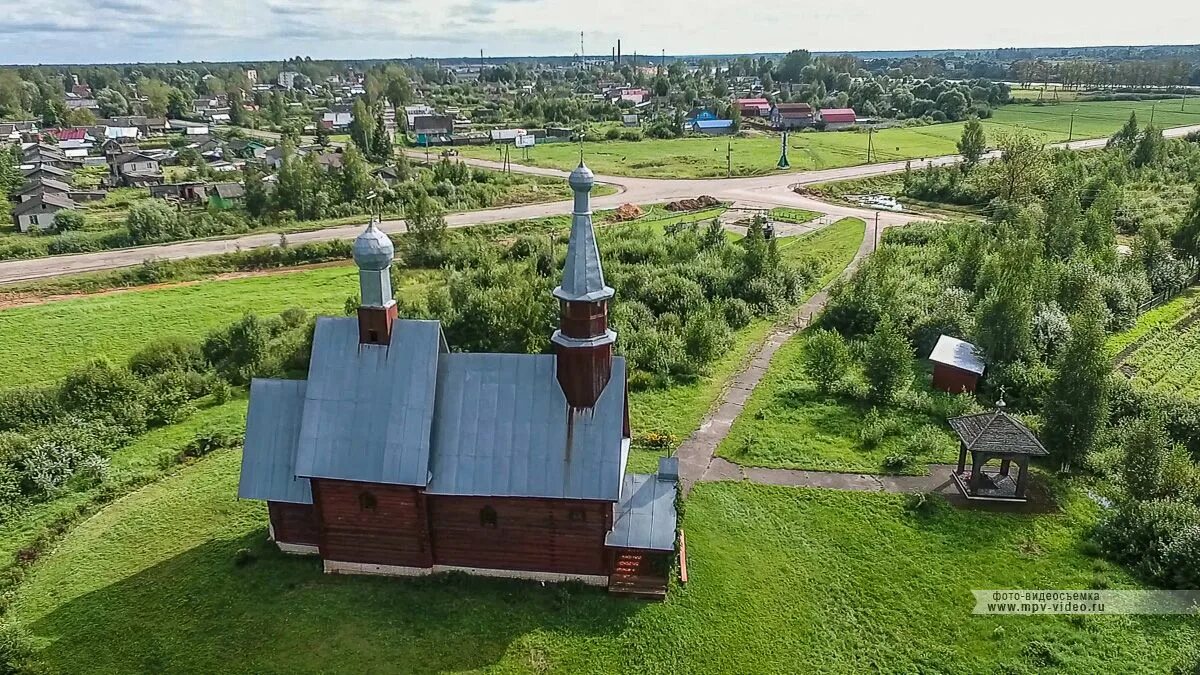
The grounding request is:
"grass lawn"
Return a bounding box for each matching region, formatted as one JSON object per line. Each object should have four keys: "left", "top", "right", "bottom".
{"left": 775, "top": 217, "right": 865, "bottom": 273}
{"left": 716, "top": 334, "right": 962, "bottom": 474}
{"left": 456, "top": 100, "right": 1200, "bottom": 178}
{"left": 769, "top": 207, "right": 820, "bottom": 224}
{"left": 0, "top": 265, "right": 439, "bottom": 387}
{"left": 10, "top": 455, "right": 1198, "bottom": 674}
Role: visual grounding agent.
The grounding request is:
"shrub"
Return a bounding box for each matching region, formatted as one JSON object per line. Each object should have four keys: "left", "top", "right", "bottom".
{"left": 859, "top": 408, "right": 898, "bottom": 448}
{"left": 802, "top": 329, "right": 851, "bottom": 394}
{"left": 0, "top": 386, "right": 61, "bottom": 432}
{"left": 683, "top": 309, "right": 731, "bottom": 366}
{"left": 1094, "top": 499, "right": 1200, "bottom": 588}
{"left": 183, "top": 428, "right": 242, "bottom": 459}
{"left": 57, "top": 359, "right": 147, "bottom": 433}
{"left": 128, "top": 336, "right": 207, "bottom": 378}
{"left": 905, "top": 422, "right": 940, "bottom": 451}
{"left": 52, "top": 209, "right": 85, "bottom": 232}
{"left": 0, "top": 621, "right": 36, "bottom": 675}
{"left": 143, "top": 371, "right": 198, "bottom": 426}
{"left": 864, "top": 315, "right": 912, "bottom": 403}
{"left": 720, "top": 298, "right": 753, "bottom": 330}
{"left": 884, "top": 453, "right": 915, "bottom": 470}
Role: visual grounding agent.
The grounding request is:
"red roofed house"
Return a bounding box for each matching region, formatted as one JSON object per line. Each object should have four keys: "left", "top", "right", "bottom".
{"left": 736, "top": 98, "right": 770, "bottom": 117}
{"left": 819, "top": 108, "right": 858, "bottom": 130}
{"left": 42, "top": 128, "right": 90, "bottom": 142}
{"left": 771, "top": 102, "right": 815, "bottom": 129}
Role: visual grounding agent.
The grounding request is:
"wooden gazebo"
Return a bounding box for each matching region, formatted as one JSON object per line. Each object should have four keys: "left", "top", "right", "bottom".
{"left": 948, "top": 402, "right": 1048, "bottom": 502}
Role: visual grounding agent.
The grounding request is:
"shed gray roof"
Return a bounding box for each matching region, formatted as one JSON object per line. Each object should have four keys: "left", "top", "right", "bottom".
{"left": 212, "top": 182, "right": 244, "bottom": 199}
{"left": 929, "top": 335, "right": 985, "bottom": 375}
{"left": 16, "top": 178, "right": 72, "bottom": 195}
{"left": 238, "top": 379, "right": 312, "bottom": 504}
{"left": 553, "top": 164, "right": 613, "bottom": 303}
{"left": 948, "top": 409, "right": 1049, "bottom": 456}
{"left": 606, "top": 459, "right": 679, "bottom": 551}
{"left": 11, "top": 192, "right": 77, "bottom": 216}
{"left": 425, "top": 353, "right": 627, "bottom": 500}
{"left": 293, "top": 317, "right": 443, "bottom": 486}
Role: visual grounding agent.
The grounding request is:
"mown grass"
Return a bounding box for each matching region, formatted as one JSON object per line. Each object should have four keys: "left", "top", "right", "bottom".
{"left": 456, "top": 100, "right": 1200, "bottom": 178}
{"left": 0, "top": 266, "right": 439, "bottom": 386}
{"left": 716, "top": 335, "right": 961, "bottom": 474}
{"left": 10, "top": 458, "right": 1198, "bottom": 674}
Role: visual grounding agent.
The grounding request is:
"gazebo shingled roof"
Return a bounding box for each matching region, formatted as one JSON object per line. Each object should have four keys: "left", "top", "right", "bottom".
{"left": 948, "top": 409, "right": 1049, "bottom": 456}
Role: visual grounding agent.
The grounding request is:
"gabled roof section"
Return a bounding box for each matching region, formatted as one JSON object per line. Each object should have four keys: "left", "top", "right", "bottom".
{"left": 929, "top": 334, "right": 985, "bottom": 375}
{"left": 607, "top": 465, "right": 678, "bottom": 552}
{"left": 553, "top": 164, "right": 614, "bottom": 303}
{"left": 12, "top": 193, "right": 77, "bottom": 216}
{"left": 948, "top": 409, "right": 1049, "bottom": 456}
{"left": 425, "top": 354, "right": 627, "bottom": 501}
{"left": 238, "top": 379, "right": 312, "bottom": 504}
{"left": 294, "top": 317, "right": 443, "bottom": 486}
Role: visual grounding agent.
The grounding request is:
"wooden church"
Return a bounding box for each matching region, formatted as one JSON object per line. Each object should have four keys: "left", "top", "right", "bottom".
{"left": 237, "top": 164, "right": 679, "bottom": 597}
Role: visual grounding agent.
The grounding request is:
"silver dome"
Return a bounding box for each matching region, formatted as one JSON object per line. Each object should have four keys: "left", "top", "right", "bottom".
{"left": 568, "top": 163, "right": 594, "bottom": 192}
{"left": 352, "top": 220, "right": 394, "bottom": 271}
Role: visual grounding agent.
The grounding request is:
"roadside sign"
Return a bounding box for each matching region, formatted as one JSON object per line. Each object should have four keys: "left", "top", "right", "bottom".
{"left": 515, "top": 134, "right": 535, "bottom": 148}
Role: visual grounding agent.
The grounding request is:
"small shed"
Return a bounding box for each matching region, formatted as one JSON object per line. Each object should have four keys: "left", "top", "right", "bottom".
{"left": 929, "top": 335, "right": 984, "bottom": 393}
{"left": 948, "top": 402, "right": 1048, "bottom": 502}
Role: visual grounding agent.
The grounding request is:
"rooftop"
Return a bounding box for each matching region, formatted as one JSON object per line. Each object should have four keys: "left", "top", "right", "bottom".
{"left": 928, "top": 335, "right": 985, "bottom": 375}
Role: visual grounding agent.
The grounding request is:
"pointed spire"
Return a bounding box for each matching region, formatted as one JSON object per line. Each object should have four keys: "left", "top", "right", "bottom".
{"left": 554, "top": 163, "right": 614, "bottom": 303}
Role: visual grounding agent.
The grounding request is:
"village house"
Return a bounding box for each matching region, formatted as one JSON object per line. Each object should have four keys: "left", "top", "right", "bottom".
{"left": 208, "top": 182, "right": 244, "bottom": 209}
{"left": 735, "top": 98, "right": 771, "bottom": 117}
{"left": 237, "top": 164, "right": 679, "bottom": 598}
{"left": 149, "top": 182, "right": 208, "bottom": 203}
{"left": 771, "top": 102, "right": 816, "bottom": 129}
{"left": 372, "top": 165, "right": 403, "bottom": 185}
{"left": 11, "top": 193, "right": 78, "bottom": 232}
{"left": 20, "top": 164, "right": 70, "bottom": 182}
{"left": 819, "top": 108, "right": 859, "bottom": 130}
{"left": 110, "top": 151, "right": 161, "bottom": 177}
{"left": 100, "top": 137, "right": 139, "bottom": 157}
{"left": 11, "top": 178, "right": 101, "bottom": 204}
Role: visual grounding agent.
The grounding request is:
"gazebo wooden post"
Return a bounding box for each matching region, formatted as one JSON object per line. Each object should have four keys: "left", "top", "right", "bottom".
{"left": 1015, "top": 456, "right": 1031, "bottom": 499}
{"left": 968, "top": 451, "right": 986, "bottom": 494}
{"left": 999, "top": 457, "right": 1011, "bottom": 477}
{"left": 956, "top": 441, "right": 968, "bottom": 474}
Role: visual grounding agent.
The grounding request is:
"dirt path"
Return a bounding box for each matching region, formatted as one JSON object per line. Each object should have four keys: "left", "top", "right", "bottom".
{"left": 672, "top": 218, "right": 980, "bottom": 495}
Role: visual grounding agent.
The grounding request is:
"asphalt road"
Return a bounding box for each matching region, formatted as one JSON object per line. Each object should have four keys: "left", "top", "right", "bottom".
{"left": 3, "top": 123, "right": 1198, "bottom": 285}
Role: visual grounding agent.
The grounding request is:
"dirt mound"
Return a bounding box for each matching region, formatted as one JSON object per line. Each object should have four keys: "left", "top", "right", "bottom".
{"left": 611, "top": 203, "right": 644, "bottom": 221}
{"left": 664, "top": 195, "right": 720, "bottom": 212}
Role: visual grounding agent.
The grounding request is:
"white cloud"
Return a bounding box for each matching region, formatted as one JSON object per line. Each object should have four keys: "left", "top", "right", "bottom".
{"left": 0, "top": 0, "right": 1197, "bottom": 63}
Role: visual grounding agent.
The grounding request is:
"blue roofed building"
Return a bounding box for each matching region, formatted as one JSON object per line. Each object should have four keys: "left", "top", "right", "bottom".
{"left": 237, "top": 163, "right": 679, "bottom": 598}
{"left": 690, "top": 119, "right": 735, "bottom": 135}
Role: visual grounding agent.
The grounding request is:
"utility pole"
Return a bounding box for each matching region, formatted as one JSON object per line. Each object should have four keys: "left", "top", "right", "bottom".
{"left": 866, "top": 126, "right": 874, "bottom": 163}
{"left": 580, "top": 32, "right": 585, "bottom": 68}
{"left": 1067, "top": 107, "right": 1077, "bottom": 142}
{"left": 727, "top": 139, "right": 732, "bottom": 177}
{"left": 873, "top": 211, "right": 880, "bottom": 251}
{"left": 1151, "top": 102, "right": 1157, "bottom": 126}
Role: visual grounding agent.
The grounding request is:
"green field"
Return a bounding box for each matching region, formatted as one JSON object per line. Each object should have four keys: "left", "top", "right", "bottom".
{"left": 457, "top": 100, "right": 1200, "bottom": 178}
{"left": 0, "top": 266, "right": 438, "bottom": 387}
{"left": 716, "top": 334, "right": 962, "bottom": 474}
{"left": 10, "top": 448, "right": 1197, "bottom": 674}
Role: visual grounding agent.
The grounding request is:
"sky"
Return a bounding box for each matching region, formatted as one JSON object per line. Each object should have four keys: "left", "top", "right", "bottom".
{"left": 2, "top": 0, "right": 1199, "bottom": 65}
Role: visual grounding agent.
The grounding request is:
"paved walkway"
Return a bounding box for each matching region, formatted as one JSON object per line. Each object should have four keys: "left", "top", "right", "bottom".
{"left": 673, "top": 217, "right": 971, "bottom": 496}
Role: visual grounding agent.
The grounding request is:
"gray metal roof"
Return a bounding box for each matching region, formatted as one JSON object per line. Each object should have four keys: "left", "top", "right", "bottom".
{"left": 352, "top": 220, "right": 394, "bottom": 271}
{"left": 553, "top": 164, "right": 613, "bottom": 303}
{"left": 238, "top": 379, "right": 312, "bottom": 504}
{"left": 606, "top": 462, "right": 679, "bottom": 552}
{"left": 425, "top": 353, "right": 627, "bottom": 500}
{"left": 928, "top": 335, "right": 985, "bottom": 375}
{"left": 293, "top": 317, "right": 443, "bottom": 486}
